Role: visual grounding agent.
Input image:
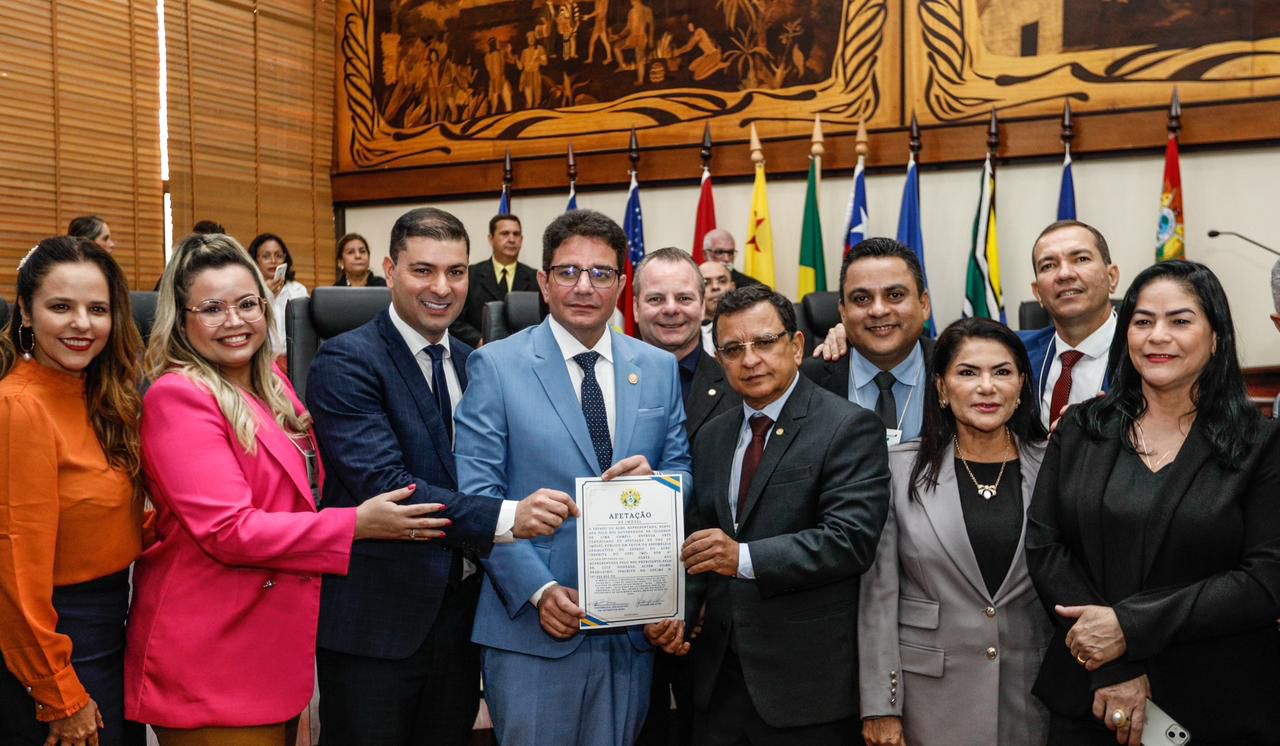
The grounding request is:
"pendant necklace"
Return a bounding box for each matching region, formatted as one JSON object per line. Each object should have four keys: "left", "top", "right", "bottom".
{"left": 955, "top": 428, "right": 1012, "bottom": 500}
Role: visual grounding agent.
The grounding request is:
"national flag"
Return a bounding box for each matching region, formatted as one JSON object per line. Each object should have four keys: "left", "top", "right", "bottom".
{"left": 743, "top": 163, "right": 776, "bottom": 287}
{"left": 566, "top": 182, "right": 578, "bottom": 212}
{"left": 895, "top": 155, "right": 936, "bottom": 336}
{"left": 798, "top": 157, "right": 826, "bottom": 297}
{"left": 964, "top": 154, "right": 1006, "bottom": 324}
{"left": 498, "top": 184, "right": 510, "bottom": 215}
{"left": 1057, "top": 150, "right": 1076, "bottom": 221}
{"left": 691, "top": 168, "right": 716, "bottom": 264}
{"left": 620, "top": 173, "right": 645, "bottom": 336}
{"left": 842, "top": 153, "right": 869, "bottom": 256}
{"left": 1155, "top": 134, "right": 1185, "bottom": 261}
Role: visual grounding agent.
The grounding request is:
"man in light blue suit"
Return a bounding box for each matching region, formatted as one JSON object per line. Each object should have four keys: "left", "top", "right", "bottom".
{"left": 455, "top": 209, "right": 693, "bottom": 746}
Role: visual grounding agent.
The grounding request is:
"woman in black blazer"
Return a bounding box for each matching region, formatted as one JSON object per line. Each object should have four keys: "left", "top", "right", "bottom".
{"left": 1026, "top": 260, "right": 1280, "bottom": 746}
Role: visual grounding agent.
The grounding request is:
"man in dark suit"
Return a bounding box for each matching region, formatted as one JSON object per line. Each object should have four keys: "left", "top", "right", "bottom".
{"left": 703, "top": 227, "right": 766, "bottom": 290}
{"left": 802, "top": 237, "right": 934, "bottom": 443}
{"left": 632, "top": 247, "right": 740, "bottom": 746}
{"left": 682, "top": 285, "right": 891, "bottom": 745}
{"left": 449, "top": 212, "right": 541, "bottom": 346}
{"left": 307, "top": 207, "right": 578, "bottom": 746}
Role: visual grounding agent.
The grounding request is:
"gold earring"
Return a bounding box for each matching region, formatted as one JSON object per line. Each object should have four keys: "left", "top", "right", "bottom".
{"left": 940, "top": 399, "right": 949, "bottom": 409}
{"left": 18, "top": 325, "right": 34, "bottom": 361}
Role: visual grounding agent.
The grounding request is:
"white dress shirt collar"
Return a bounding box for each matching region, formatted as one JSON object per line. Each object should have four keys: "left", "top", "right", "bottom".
{"left": 547, "top": 314, "right": 614, "bottom": 365}
{"left": 388, "top": 303, "right": 453, "bottom": 358}
{"left": 1053, "top": 311, "right": 1116, "bottom": 360}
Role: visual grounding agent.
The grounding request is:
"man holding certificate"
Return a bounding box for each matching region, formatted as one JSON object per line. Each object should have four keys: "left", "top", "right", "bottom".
{"left": 682, "top": 285, "right": 891, "bottom": 745}
{"left": 455, "top": 209, "right": 693, "bottom": 746}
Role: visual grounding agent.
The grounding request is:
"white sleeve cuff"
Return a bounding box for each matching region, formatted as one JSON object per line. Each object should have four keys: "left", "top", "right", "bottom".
{"left": 494, "top": 500, "right": 518, "bottom": 544}
{"left": 736, "top": 543, "right": 754, "bottom": 580}
{"left": 530, "top": 581, "right": 558, "bottom": 608}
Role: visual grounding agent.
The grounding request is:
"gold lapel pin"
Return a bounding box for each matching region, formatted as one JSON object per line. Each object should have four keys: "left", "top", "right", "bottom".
{"left": 627, "top": 373, "right": 639, "bottom": 385}
{"left": 775, "top": 427, "right": 785, "bottom": 436}
{"left": 708, "top": 388, "right": 717, "bottom": 396}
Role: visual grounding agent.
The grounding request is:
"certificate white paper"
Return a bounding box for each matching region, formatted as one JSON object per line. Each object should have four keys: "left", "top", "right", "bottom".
{"left": 575, "top": 474, "right": 685, "bottom": 629}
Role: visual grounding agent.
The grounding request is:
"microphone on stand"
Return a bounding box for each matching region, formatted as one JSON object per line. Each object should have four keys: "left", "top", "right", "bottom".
{"left": 1207, "top": 229, "right": 1280, "bottom": 258}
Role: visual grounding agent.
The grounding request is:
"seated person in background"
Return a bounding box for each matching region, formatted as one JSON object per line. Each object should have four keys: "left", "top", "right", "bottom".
{"left": 698, "top": 259, "right": 734, "bottom": 353}
{"left": 247, "top": 232, "right": 309, "bottom": 357}
{"left": 332, "top": 232, "right": 385, "bottom": 287}
{"left": 68, "top": 214, "right": 116, "bottom": 254}
{"left": 802, "top": 237, "right": 933, "bottom": 443}
{"left": 703, "top": 228, "right": 766, "bottom": 289}
{"left": 450, "top": 213, "right": 540, "bottom": 347}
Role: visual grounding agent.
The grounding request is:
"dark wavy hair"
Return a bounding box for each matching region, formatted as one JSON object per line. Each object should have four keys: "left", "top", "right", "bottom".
{"left": 247, "top": 232, "right": 296, "bottom": 282}
{"left": 909, "top": 317, "right": 1047, "bottom": 501}
{"left": 1080, "top": 259, "right": 1257, "bottom": 466}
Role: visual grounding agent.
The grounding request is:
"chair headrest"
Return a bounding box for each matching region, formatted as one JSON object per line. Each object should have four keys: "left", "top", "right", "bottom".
{"left": 310, "top": 287, "right": 391, "bottom": 339}
{"left": 503, "top": 291, "right": 543, "bottom": 333}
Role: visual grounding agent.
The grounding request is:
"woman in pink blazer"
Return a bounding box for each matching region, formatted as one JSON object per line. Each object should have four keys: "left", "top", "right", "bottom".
{"left": 126, "top": 234, "right": 447, "bottom": 746}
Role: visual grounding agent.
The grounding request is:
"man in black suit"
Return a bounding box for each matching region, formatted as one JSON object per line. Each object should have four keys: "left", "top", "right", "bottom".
{"left": 703, "top": 228, "right": 766, "bottom": 290}
{"left": 632, "top": 247, "right": 740, "bottom": 746}
{"left": 802, "top": 237, "right": 934, "bottom": 443}
{"left": 681, "top": 285, "right": 890, "bottom": 745}
{"left": 449, "top": 213, "right": 541, "bottom": 346}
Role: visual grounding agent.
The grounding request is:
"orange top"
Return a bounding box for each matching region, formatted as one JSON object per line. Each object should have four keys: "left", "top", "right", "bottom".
{"left": 0, "top": 359, "right": 143, "bottom": 721}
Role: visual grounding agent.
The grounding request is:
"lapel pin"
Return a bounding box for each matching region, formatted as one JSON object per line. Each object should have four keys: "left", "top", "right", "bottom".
{"left": 708, "top": 388, "right": 717, "bottom": 396}
{"left": 628, "top": 373, "right": 639, "bottom": 385}
{"left": 775, "top": 427, "right": 785, "bottom": 436}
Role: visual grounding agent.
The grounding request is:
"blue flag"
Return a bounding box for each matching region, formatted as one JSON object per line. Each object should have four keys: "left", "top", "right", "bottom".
{"left": 620, "top": 174, "right": 644, "bottom": 335}
{"left": 842, "top": 155, "right": 869, "bottom": 256}
{"left": 566, "top": 183, "right": 578, "bottom": 212}
{"left": 1057, "top": 151, "right": 1076, "bottom": 220}
{"left": 498, "top": 185, "right": 510, "bottom": 215}
{"left": 896, "top": 156, "right": 936, "bottom": 336}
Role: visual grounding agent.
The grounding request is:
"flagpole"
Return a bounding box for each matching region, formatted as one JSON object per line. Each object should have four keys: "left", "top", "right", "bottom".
{"left": 566, "top": 143, "right": 578, "bottom": 210}
{"left": 810, "top": 115, "right": 824, "bottom": 193}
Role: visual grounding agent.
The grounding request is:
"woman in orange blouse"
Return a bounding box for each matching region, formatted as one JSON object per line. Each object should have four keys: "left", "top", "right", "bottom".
{"left": 0, "top": 237, "right": 146, "bottom": 746}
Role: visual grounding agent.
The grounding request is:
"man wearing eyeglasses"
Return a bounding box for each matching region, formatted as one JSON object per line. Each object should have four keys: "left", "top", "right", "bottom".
{"left": 455, "top": 209, "right": 693, "bottom": 746}
{"left": 702, "top": 228, "right": 767, "bottom": 290}
{"left": 681, "top": 284, "right": 890, "bottom": 745}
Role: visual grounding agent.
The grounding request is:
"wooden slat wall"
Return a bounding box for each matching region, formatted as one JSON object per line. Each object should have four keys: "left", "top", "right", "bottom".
{"left": 0, "top": 0, "right": 164, "bottom": 295}
{"left": 167, "top": 0, "right": 336, "bottom": 290}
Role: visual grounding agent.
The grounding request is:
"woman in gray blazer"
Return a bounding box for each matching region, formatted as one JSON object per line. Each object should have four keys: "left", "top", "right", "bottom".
{"left": 859, "top": 318, "right": 1052, "bottom": 746}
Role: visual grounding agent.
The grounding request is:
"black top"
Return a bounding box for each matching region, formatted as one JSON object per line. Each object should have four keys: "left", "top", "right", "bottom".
{"left": 1101, "top": 447, "right": 1171, "bottom": 601}
{"left": 334, "top": 274, "right": 387, "bottom": 287}
{"left": 677, "top": 345, "right": 701, "bottom": 406}
{"left": 955, "top": 457, "right": 1023, "bottom": 597}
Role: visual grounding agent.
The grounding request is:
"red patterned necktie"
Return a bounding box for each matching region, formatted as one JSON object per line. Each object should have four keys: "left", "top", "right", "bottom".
{"left": 1049, "top": 350, "right": 1085, "bottom": 427}
{"left": 737, "top": 414, "right": 774, "bottom": 519}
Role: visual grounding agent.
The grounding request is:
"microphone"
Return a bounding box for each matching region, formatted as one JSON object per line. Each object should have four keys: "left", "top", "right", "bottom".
{"left": 1207, "top": 229, "right": 1280, "bottom": 258}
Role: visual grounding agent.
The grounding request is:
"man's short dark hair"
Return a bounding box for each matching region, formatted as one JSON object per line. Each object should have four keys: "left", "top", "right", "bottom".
{"left": 1033, "top": 220, "right": 1112, "bottom": 265}
{"left": 192, "top": 219, "right": 225, "bottom": 235}
{"left": 542, "top": 209, "right": 627, "bottom": 271}
{"left": 712, "top": 285, "right": 797, "bottom": 347}
{"left": 489, "top": 213, "right": 521, "bottom": 235}
{"left": 838, "top": 237, "right": 926, "bottom": 300}
{"left": 634, "top": 247, "right": 702, "bottom": 298}
{"left": 389, "top": 207, "right": 470, "bottom": 262}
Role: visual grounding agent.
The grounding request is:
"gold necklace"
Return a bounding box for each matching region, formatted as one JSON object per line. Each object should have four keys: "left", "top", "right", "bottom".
{"left": 1133, "top": 420, "right": 1184, "bottom": 472}
{"left": 955, "top": 429, "right": 1012, "bottom": 500}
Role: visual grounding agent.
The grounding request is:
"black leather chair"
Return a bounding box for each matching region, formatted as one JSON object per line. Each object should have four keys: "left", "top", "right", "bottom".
{"left": 796, "top": 291, "right": 840, "bottom": 356}
{"left": 481, "top": 291, "right": 544, "bottom": 343}
{"left": 1018, "top": 299, "right": 1121, "bottom": 331}
{"left": 286, "top": 287, "right": 391, "bottom": 400}
{"left": 130, "top": 291, "right": 159, "bottom": 344}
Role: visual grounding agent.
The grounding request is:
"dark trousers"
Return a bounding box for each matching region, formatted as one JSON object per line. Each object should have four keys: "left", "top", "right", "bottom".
{"left": 636, "top": 651, "right": 695, "bottom": 746}
{"left": 695, "top": 651, "right": 857, "bottom": 746}
{"left": 0, "top": 570, "right": 144, "bottom": 746}
{"left": 316, "top": 575, "right": 481, "bottom": 746}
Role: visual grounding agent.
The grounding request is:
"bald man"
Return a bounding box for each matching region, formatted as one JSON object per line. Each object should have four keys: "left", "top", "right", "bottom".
{"left": 703, "top": 228, "right": 767, "bottom": 290}
{"left": 698, "top": 260, "right": 735, "bottom": 353}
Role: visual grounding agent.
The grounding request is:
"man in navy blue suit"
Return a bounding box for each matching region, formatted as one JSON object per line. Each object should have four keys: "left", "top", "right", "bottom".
{"left": 307, "top": 207, "right": 579, "bottom": 746}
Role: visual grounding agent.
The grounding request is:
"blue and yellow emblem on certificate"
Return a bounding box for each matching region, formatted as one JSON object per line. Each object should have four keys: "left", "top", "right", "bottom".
{"left": 574, "top": 474, "right": 686, "bottom": 629}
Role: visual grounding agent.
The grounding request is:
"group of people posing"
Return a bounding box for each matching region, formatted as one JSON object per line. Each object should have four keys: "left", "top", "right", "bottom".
{"left": 0, "top": 207, "right": 1277, "bottom": 746}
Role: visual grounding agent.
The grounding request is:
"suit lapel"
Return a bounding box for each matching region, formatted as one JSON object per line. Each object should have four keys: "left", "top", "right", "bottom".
{"left": 472, "top": 261, "right": 501, "bottom": 304}
{"left": 921, "top": 443, "right": 991, "bottom": 601}
{"left": 246, "top": 392, "right": 315, "bottom": 507}
{"left": 712, "top": 409, "right": 743, "bottom": 535}
{"left": 1077, "top": 423, "right": 1121, "bottom": 584}
{"left": 449, "top": 338, "right": 469, "bottom": 391}
{"left": 377, "top": 312, "right": 457, "bottom": 482}
{"left": 685, "top": 351, "right": 726, "bottom": 435}
{"left": 991, "top": 439, "right": 1041, "bottom": 604}
{"left": 1139, "top": 421, "right": 1212, "bottom": 581}
{"left": 737, "top": 376, "right": 810, "bottom": 529}
{"left": 531, "top": 320, "right": 602, "bottom": 472}
{"left": 611, "top": 333, "right": 640, "bottom": 464}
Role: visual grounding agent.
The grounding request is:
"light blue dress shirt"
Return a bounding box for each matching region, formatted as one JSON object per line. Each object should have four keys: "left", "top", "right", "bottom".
{"left": 847, "top": 341, "right": 926, "bottom": 441}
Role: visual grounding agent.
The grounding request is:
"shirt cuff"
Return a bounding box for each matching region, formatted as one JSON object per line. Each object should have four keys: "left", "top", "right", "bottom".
{"left": 530, "top": 581, "right": 558, "bottom": 608}
{"left": 26, "top": 664, "right": 90, "bottom": 722}
{"left": 736, "top": 542, "right": 754, "bottom": 580}
{"left": 494, "top": 500, "right": 518, "bottom": 544}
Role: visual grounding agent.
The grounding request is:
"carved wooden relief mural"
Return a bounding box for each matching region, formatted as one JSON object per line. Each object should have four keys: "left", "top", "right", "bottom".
{"left": 334, "top": 0, "right": 1280, "bottom": 174}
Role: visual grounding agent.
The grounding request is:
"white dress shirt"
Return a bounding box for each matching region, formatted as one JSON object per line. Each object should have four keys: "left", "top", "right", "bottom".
{"left": 387, "top": 304, "right": 517, "bottom": 545}
{"left": 546, "top": 315, "right": 617, "bottom": 446}
{"left": 1039, "top": 312, "right": 1117, "bottom": 429}
{"left": 268, "top": 280, "right": 309, "bottom": 357}
{"left": 701, "top": 322, "right": 716, "bottom": 355}
{"left": 726, "top": 371, "right": 800, "bottom": 580}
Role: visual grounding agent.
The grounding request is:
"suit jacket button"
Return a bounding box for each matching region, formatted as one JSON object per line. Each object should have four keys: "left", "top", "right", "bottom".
{"left": 985, "top": 647, "right": 998, "bottom": 660}
{"left": 984, "top": 606, "right": 996, "bottom": 618}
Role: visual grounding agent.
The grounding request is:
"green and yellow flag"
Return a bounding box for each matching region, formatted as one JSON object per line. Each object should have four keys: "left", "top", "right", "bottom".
{"left": 797, "top": 158, "right": 826, "bottom": 297}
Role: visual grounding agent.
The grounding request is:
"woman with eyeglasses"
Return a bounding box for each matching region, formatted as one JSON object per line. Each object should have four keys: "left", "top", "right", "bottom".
{"left": 125, "top": 233, "right": 448, "bottom": 745}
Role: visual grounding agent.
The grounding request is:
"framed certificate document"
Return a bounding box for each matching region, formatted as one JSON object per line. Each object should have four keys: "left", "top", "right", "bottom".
{"left": 574, "top": 474, "right": 685, "bottom": 630}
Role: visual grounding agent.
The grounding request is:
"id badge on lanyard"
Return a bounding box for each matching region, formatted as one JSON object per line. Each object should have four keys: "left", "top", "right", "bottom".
{"left": 884, "top": 428, "right": 903, "bottom": 447}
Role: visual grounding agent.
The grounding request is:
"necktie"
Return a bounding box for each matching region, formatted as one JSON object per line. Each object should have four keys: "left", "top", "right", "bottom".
{"left": 424, "top": 344, "right": 453, "bottom": 441}
{"left": 737, "top": 414, "right": 774, "bottom": 521}
{"left": 498, "top": 267, "right": 509, "bottom": 297}
{"left": 573, "top": 351, "right": 612, "bottom": 472}
{"left": 873, "top": 371, "right": 898, "bottom": 430}
{"left": 1049, "top": 350, "right": 1085, "bottom": 427}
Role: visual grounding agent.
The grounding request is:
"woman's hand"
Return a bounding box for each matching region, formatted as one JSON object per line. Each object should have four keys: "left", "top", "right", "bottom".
{"left": 265, "top": 275, "right": 286, "bottom": 296}
{"left": 862, "top": 715, "right": 907, "bottom": 746}
{"left": 1092, "top": 674, "right": 1150, "bottom": 745}
{"left": 44, "top": 697, "right": 103, "bottom": 746}
{"left": 1057, "top": 604, "right": 1127, "bottom": 669}
{"left": 354, "top": 484, "right": 450, "bottom": 541}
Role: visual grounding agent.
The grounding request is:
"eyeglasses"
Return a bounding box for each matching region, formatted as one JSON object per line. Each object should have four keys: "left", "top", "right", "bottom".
{"left": 706, "top": 248, "right": 736, "bottom": 261}
{"left": 717, "top": 330, "right": 792, "bottom": 361}
{"left": 547, "top": 264, "right": 620, "bottom": 288}
{"left": 186, "top": 296, "right": 268, "bottom": 327}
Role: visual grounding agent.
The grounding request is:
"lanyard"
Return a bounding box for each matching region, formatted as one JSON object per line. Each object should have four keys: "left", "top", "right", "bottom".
{"left": 852, "top": 373, "right": 916, "bottom": 431}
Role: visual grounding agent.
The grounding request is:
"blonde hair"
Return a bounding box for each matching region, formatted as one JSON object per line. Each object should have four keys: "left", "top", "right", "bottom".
{"left": 146, "top": 233, "right": 310, "bottom": 452}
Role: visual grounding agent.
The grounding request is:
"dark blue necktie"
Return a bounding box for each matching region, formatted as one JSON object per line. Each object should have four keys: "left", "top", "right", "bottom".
{"left": 573, "top": 351, "right": 612, "bottom": 472}
{"left": 425, "top": 344, "right": 453, "bottom": 441}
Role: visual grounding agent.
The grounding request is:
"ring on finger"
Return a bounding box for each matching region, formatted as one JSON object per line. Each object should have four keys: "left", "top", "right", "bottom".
{"left": 1111, "top": 708, "right": 1129, "bottom": 729}
{"left": 1076, "top": 653, "right": 1087, "bottom": 666}
{"left": 410, "top": 528, "right": 418, "bottom": 540}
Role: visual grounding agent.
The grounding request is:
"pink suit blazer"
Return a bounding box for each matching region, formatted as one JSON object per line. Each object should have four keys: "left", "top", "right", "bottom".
{"left": 125, "top": 371, "right": 356, "bottom": 728}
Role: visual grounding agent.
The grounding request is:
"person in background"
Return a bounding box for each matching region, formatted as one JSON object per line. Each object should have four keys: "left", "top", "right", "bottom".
{"left": 698, "top": 259, "right": 734, "bottom": 354}
{"left": 247, "top": 232, "right": 308, "bottom": 357}
{"left": 859, "top": 318, "right": 1051, "bottom": 746}
{"left": 192, "top": 220, "right": 225, "bottom": 235}
{"left": 702, "top": 228, "right": 765, "bottom": 290}
{"left": 450, "top": 213, "right": 541, "bottom": 347}
{"left": 126, "top": 233, "right": 445, "bottom": 745}
{"left": 333, "top": 232, "right": 386, "bottom": 288}
{"left": 68, "top": 215, "right": 116, "bottom": 254}
{"left": 1027, "top": 260, "right": 1280, "bottom": 745}
{"left": 0, "top": 237, "right": 145, "bottom": 746}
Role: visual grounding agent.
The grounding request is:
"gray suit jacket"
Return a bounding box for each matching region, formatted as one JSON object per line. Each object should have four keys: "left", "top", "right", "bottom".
{"left": 858, "top": 439, "right": 1051, "bottom": 745}
{"left": 688, "top": 374, "right": 890, "bottom": 728}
